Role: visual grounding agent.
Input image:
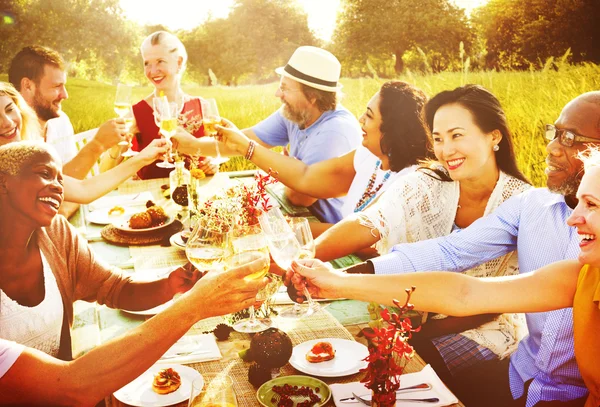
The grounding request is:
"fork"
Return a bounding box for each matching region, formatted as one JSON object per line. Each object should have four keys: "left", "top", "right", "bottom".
{"left": 352, "top": 392, "right": 440, "bottom": 405}
{"left": 339, "top": 383, "right": 432, "bottom": 402}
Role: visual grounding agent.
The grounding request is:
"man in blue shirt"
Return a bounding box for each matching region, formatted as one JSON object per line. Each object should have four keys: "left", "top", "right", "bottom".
{"left": 241, "top": 46, "right": 361, "bottom": 223}
{"left": 347, "top": 92, "right": 600, "bottom": 407}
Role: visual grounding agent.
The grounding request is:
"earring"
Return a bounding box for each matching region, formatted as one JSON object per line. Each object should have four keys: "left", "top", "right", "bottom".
{"left": 493, "top": 144, "right": 500, "bottom": 152}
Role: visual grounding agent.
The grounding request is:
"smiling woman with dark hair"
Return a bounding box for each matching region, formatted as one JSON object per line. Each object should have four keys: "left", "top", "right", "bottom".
{"left": 310, "top": 84, "right": 533, "bottom": 380}
{"left": 0, "top": 141, "right": 267, "bottom": 406}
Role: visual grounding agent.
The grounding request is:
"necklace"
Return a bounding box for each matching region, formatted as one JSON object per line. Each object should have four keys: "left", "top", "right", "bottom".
{"left": 354, "top": 160, "right": 392, "bottom": 212}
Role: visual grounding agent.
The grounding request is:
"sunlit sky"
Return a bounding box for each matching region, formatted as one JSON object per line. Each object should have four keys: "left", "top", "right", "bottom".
{"left": 120, "top": 0, "right": 487, "bottom": 42}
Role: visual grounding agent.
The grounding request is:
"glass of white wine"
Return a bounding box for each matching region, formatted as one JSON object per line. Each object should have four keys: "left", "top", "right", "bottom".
{"left": 114, "top": 83, "right": 138, "bottom": 157}
{"left": 185, "top": 221, "right": 231, "bottom": 275}
{"left": 200, "top": 98, "right": 229, "bottom": 166}
{"left": 258, "top": 209, "right": 319, "bottom": 319}
{"left": 230, "top": 224, "right": 272, "bottom": 333}
{"left": 153, "top": 96, "right": 177, "bottom": 168}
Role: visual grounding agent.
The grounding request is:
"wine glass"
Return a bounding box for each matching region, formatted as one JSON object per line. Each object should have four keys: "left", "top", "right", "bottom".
{"left": 114, "top": 84, "right": 138, "bottom": 157}
{"left": 153, "top": 96, "right": 177, "bottom": 168}
{"left": 200, "top": 98, "right": 229, "bottom": 167}
{"left": 287, "top": 217, "right": 320, "bottom": 316}
{"left": 185, "top": 221, "right": 231, "bottom": 274}
{"left": 230, "top": 224, "right": 273, "bottom": 333}
{"left": 258, "top": 208, "right": 319, "bottom": 319}
{"left": 188, "top": 374, "right": 237, "bottom": 407}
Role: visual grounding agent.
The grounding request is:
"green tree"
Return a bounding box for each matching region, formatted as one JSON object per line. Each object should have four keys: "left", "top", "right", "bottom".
{"left": 183, "top": 0, "right": 316, "bottom": 86}
{"left": 472, "top": 0, "right": 600, "bottom": 69}
{"left": 332, "top": 0, "right": 473, "bottom": 75}
{"left": 0, "top": 0, "right": 139, "bottom": 82}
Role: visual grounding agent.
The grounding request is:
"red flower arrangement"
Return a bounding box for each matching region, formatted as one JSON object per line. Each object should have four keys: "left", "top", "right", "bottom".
{"left": 360, "top": 287, "right": 420, "bottom": 407}
{"left": 237, "top": 170, "right": 278, "bottom": 226}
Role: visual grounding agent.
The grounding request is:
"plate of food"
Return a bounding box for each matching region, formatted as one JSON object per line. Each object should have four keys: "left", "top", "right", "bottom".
{"left": 87, "top": 205, "right": 134, "bottom": 225}
{"left": 289, "top": 338, "right": 368, "bottom": 378}
{"left": 113, "top": 205, "right": 174, "bottom": 233}
{"left": 114, "top": 364, "right": 201, "bottom": 407}
{"left": 256, "top": 375, "right": 331, "bottom": 407}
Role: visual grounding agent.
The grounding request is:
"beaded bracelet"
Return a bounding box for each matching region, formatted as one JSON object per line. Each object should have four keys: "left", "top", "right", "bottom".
{"left": 245, "top": 140, "right": 256, "bottom": 161}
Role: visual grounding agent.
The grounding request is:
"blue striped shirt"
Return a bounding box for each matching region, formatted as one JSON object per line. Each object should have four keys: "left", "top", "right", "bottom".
{"left": 370, "top": 188, "right": 588, "bottom": 406}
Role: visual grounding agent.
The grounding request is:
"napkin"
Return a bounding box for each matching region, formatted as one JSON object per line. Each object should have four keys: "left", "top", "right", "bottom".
{"left": 157, "top": 334, "right": 222, "bottom": 365}
{"left": 88, "top": 191, "right": 154, "bottom": 212}
{"left": 330, "top": 364, "right": 459, "bottom": 407}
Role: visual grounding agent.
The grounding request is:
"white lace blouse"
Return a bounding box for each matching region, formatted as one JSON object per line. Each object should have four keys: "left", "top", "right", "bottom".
{"left": 358, "top": 169, "right": 532, "bottom": 357}
{"left": 0, "top": 251, "right": 63, "bottom": 358}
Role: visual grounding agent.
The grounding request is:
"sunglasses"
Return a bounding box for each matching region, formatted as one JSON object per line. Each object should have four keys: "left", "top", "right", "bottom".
{"left": 545, "top": 124, "right": 598, "bottom": 147}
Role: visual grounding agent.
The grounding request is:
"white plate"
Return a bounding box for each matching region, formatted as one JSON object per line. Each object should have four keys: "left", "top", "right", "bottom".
{"left": 123, "top": 300, "right": 174, "bottom": 316}
{"left": 170, "top": 232, "right": 186, "bottom": 249}
{"left": 87, "top": 206, "right": 135, "bottom": 225}
{"left": 289, "top": 338, "right": 368, "bottom": 377}
{"left": 113, "top": 215, "right": 175, "bottom": 233}
{"left": 113, "top": 363, "right": 202, "bottom": 407}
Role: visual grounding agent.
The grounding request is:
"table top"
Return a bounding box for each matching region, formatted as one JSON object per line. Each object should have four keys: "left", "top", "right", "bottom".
{"left": 70, "top": 173, "right": 463, "bottom": 407}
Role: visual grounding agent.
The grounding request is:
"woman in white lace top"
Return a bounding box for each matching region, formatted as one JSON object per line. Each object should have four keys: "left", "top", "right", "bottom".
{"left": 201, "top": 81, "right": 431, "bottom": 237}
{"left": 312, "top": 85, "right": 532, "bottom": 386}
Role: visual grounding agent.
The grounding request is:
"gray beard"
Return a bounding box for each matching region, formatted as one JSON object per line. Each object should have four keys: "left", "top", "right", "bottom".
{"left": 281, "top": 104, "right": 310, "bottom": 129}
{"left": 547, "top": 175, "right": 580, "bottom": 197}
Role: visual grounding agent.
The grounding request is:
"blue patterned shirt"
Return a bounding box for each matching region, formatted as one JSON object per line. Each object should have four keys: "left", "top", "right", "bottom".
{"left": 370, "top": 188, "right": 588, "bottom": 406}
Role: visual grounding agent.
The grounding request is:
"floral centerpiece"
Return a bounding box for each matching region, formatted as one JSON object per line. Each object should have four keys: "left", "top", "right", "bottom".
{"left": 193, "top": 170, "right": 280, "bottom": 325}
{"left": 360, "top": 287, "right": 420, "bottom": 407}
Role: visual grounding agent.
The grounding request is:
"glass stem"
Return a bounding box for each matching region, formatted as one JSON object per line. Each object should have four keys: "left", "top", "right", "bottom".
{"left": 248, "top": 305, "right": 256, "bottom": 326}
{"left": 303, "top": 286, "right": 317, "bottom": 312}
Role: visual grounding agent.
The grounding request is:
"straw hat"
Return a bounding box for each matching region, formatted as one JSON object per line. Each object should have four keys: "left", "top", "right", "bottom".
{"left": 275, "top": 46, "right": 341, "bottom": 92}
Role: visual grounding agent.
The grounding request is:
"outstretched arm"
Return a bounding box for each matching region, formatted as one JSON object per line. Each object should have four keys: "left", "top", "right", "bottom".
{"left": 314, "top": 215, "right": 380, "bottom": 261}
{"left": 0, "top": 256, "right": 268, "bottom": 406}
{"left": 289, "top": 258, "right": 580, "bottom": 315}
{"left": 62, "top": 139, "right": 168, "bottom": 203}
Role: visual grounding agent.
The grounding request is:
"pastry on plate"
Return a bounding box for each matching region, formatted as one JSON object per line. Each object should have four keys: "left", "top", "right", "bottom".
{"left": 152, "top": 367, "right": 181, "bottom": 395}
{"left": 306, "top": 341, "right": 335, "bottom": 363}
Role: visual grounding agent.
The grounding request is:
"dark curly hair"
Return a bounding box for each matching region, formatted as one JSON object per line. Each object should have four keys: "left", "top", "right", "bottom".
{"left": 378, "top": 81, "right": 430, "bottom": 172}
{"left": 421, "top": 84, "right": 529, "bottom": 184}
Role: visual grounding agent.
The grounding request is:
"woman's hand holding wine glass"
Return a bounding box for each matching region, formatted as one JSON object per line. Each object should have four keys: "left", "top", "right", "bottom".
{"left": 258, "top": 208, "right": 320, "bottom": 319}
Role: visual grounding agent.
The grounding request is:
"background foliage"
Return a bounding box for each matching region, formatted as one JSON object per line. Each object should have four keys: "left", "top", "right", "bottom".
{"left": 1, "top": 0, "right": 599, "bottom": 83}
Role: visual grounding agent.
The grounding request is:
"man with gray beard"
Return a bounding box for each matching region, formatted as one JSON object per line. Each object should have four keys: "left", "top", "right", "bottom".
{"left": 240, "top": 46, "right": 361, "bottom": 223}
{"left": 346, "top": 91, "right": 600, "bottom": 407}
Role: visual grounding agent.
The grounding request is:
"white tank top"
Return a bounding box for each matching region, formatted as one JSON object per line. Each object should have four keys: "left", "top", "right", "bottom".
{"left": 0, "top": 251, "right": 63, "bottom": 357}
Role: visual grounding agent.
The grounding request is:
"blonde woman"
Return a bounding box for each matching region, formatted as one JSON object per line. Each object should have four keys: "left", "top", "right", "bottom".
{"left": 131, "top": 31, "right": 218, "bottom": 179}
{"left": 0, "top": 81, "right": 168, "bottom": 203}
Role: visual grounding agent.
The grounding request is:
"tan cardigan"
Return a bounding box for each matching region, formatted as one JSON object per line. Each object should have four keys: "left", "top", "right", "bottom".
{"left": 35, "top": 216, "right": 132, "bottom": 359}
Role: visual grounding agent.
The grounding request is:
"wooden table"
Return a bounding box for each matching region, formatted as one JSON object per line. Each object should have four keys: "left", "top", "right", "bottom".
{"left": 70, "top": 173, "right": 463, "bottom": 407}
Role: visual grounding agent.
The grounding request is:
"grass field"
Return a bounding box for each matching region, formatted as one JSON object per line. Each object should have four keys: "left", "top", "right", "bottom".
{"left": 6, "top": 63, "right": 600, "bottom": 186}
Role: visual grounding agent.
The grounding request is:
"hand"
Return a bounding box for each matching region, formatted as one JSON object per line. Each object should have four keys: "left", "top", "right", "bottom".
{"left": 197, "top": 158, "right": 219, "bottom": 175}
{"left": 93, "top": 118, "right": 128, "bottom": 151}
{"left": 171, "top": 127, "right": 198, "bottom": 156}
{"left": 189, "top": 253, "right": 269, "bottom": 318}
{"left": 286, "top": 259, "right": 345, "bottom": 300}
{"left": 215, "top": 118, "right": 249, "bottom": 155}
{"left": 167, "top": 263, "right": 202, "bottom": 295}
{"left": 268, "top": 257, "right": 287, "bottom": 277}
{"left": 135, "top": 138, "right": 169, "bottom": 165}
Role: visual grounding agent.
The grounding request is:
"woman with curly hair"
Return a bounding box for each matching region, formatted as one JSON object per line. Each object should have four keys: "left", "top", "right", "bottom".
{"left": 211, "top": 81, "right": 431, "bottom": 235}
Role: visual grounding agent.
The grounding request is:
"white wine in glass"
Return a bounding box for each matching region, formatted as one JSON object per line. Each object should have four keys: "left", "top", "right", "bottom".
{"left": 200, "top": 98, "right": 229, "bottom": 166}
{"left": 230, "top": 225, "right": 273, "bottom": 333}
{"left": 153, "top": 96, "right": 177, "bottom": 169}
{"left": 185, "top": 223, "right": 231, "bottom": 274}
{"left": 114, "top": 84, "right": 138, "bottom": 157}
